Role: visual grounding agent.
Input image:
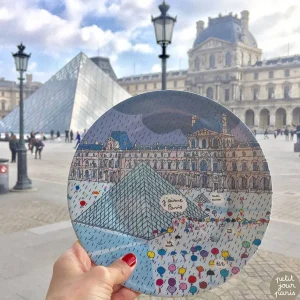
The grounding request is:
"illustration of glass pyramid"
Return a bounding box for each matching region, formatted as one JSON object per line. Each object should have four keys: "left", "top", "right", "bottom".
{"left": 0, "top": 52, "right": 130, "bottom": 133}
{"left": 194, "top": 193, "right": 210, "bottom": 204}
{"left": 75, "top": 163, "right": 208, "bottom": 240}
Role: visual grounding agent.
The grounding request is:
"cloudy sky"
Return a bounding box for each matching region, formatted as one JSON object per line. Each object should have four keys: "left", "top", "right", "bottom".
{"left": 0, "top": 0, "right": 300, "bottom": 83}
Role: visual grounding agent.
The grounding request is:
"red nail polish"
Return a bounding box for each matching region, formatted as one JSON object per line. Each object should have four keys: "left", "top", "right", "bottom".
{"left": 122, "top": 253, "right": 136, "bottom": 267}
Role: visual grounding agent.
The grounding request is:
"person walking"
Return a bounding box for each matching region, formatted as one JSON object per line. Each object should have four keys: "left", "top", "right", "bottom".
{"left": 296, "top": 124, "right": 300, "bottom": 143}
{"left": 9, "top": 134, "right": 18, "bottom": 163}
{"left": 291, "top": 129, "right": 295, "bottom": 141}
{"left": 284, "top": 128, "right": 289, "bottom": 141}
{"left": 65, "top": 129, "right": 69, "bottom": 143}
{"left": 253, "top": 129, "right": 257, "bottom": 137}
{"left": 34, "top": 139, "right": 45, "bottom": 159}
{"left": 50, "top": 130, "right": 54, "bottom": 141}
{"left": 74, "top": 131, "right": 81, "bottom": 149}
{"left": 264, "top": 129, "right": 269, "bottom": 139}
{"left": 70, "top": 129, "right": 74, "bottom": 143}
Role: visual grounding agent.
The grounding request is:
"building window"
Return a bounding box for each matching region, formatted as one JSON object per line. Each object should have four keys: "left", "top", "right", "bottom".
{"left": 253, "top": 88, "right": 259, "bottom": 100}
{"left": 206, "top": 87, "right": 214, "bottom": 99}
{"left": 225, "top": 89, "right": 230, "bottom": 101}
{"left": 161, "top": 161, "right": 164, "bottom": 169}
{"left": 209, "top": 55, "right": 215, "bottom": 68}
{"left": 183, "top": 161, "right": 187, "bottom": 170}
{"left": 174, "top": 80, "right": 177, "bottom": 88}
{"left": 284, "top": 86, "right": 291, "bottom": 99}
{"left": 213, "top": 162, "right": 218, "bottom": 172}
{"left": 192, "top": 162, "right": 197, "bottom": 171}
{"left": 154, "top": 82, "right": 157, "bottom": 89}
{"left": 191, "top": 139, "right": 196, "bottom": 148}
{"left": 242, "top": 162, "right": 247, "bottom": 171}
{"left": 268, "top": 87, "right": 275, "bottom": 99}
{"left": 263, "top": 162, "right": 269, "bottom": 172}
{"left": 242, "top": 177, "right": 247, "bottom": 189}
{"left": 176, "top": 161, "right": 179, "bottom": 170}
{"left": 253, "top": 177, "right": 258, "bottom": 189}
{"left": 285, "top": 69, "right": 290, "bottom": 77}
{"left": 202, "top": 139, "right": 207, "bottom": 149}
{"left": 154, "top": 161, "right": 157, "bottom": 169}
{"left": 1, "top": 101, "right": 5, "bottom": 111}
{"left": 200, "top": 160, "right": 208, "bottom": 171}
{"left": 225, "top": 52, "right": 231, "bottom": 67}
{"left": 254, "top": 72, "right": 259, "bottom": 80}
{"left": 269, "top": 71, "right": 274, "bottom": 79}
{"left": 232, "top": 161, "right": 237, "bottom": 171}
{"left": 195, "top": 57, "right": 200, "bottom": 71}
{"left": 168, "top": 161, "right": 172, "bottom": 169}
{"left": 253, "top": 162, "right": 259, "bottom": 171}
{"left": 213, "top": 138, "right": 218, "bottom": 148}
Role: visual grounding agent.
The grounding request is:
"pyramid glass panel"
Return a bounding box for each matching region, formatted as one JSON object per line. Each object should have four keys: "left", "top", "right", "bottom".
{"left": 0, "top": 53, "right": 130, "bottom": 133}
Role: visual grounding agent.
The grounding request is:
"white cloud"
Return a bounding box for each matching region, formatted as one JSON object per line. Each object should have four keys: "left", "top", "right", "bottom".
{"left": 151, "top": 63, "right": 161, "bottom": 72}
{"left": 28, "top": 62, "right": 37, "bottom": 71}
{"left": 133, "top": 44, "right": 154, "bottom": 54}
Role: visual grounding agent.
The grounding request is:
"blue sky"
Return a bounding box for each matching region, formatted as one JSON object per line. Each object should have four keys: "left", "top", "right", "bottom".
{"left": 0, "top": 0, "right": 299, "bottom": 83}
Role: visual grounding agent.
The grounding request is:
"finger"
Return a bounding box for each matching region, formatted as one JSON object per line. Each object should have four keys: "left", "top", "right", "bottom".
{"left": 112, "top": 287, "right": 140, "bottom": 300}
{"left": 107, "top": 253, "right": 137, "bottom": 285}
{"left": 53, "top": 241, "right": 92, "bottom": 277}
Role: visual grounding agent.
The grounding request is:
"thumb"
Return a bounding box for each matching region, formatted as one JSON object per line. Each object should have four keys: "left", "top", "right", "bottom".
{"left": 88, "top": 253, "right": 137, "bottom": 287}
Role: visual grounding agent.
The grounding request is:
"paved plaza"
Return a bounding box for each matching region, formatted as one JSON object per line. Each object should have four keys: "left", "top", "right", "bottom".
{"left": 0, "top": 135, "right": 300, "bottom": 299}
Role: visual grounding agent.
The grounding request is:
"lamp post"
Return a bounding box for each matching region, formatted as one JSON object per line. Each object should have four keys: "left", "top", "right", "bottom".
{"left": 152, "top": 0, "right": 176, "bottom": 90}
{"left": 12, "top": 43, "right": 32, "bottom": 190}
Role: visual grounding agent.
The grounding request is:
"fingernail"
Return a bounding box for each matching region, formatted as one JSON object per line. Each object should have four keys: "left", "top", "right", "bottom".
{"left": 122, "top": 253, "right": 136, "bottom": 267}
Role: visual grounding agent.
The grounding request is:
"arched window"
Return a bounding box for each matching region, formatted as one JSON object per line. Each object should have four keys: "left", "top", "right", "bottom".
{"left": 200, "top": 160, "right": 208, "bottom": 171}
{"left": 161, "top": 161, "right": 164, "bottom": 169}
{"left": 191, "top": 139, "right": 196, "bottom": 148}
{"left": 225, "top": 52, "right": 231, "bottom": 67}
{"left": 242, "top": 162, "right": 247, "bottom": 171}
{"left": 1, "top": 101, "right": 6, "bottom": 111}
{"left": 195, "top": 57, "right": 200, "bottom": 71}
{"left": 263, "top": 162, "right": 269, "bottom": 172}
{"left": 168, "top": 161, "right": 172, "bottom": 169}
{"left": 202, "top": 139, "right": 207, "bottom": 149}
{"left": 242, "top": 177, "right": 247, "bottom": 189}
{"left": 213, "top": 138, "right": 218, "bottom": 148}
{"left": 231, "top": 177, "right": 235, "bottom": 189}
{"left": 206, "top": 87, "right": 214, "bottom": 99}
{"left": 192, "top": 162, "right": 197, "bottom": 171}
{"left": 232, "top": 161, "right": 237, "bottom": 171}
{"left": 209, "top": 55, "right": 215, "bottom": 68}
{"left": 154, "top": 161, "right": 157, "bottom": 169}
{"left": 263, "top": 177, "right": 270, "bottom": 190}
{"left": 213, "top": 162, "right": 218, "bottom": 172}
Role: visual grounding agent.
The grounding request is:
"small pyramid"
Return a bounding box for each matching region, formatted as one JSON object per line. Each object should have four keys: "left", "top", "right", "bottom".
{"left": 75, "top": 163, "right": 207, "bottom": 240}
{"left": 194, "top": 193, "right": 210, "bottom": 204}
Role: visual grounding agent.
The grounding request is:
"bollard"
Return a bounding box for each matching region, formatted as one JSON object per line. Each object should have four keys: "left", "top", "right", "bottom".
{"left": 0, "top": 159, "right": 9, "bottom": 194}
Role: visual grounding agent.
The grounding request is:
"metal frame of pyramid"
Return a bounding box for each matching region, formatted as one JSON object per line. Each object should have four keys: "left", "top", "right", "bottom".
{"left": 0, "top": 52, "right": 130, "bottom": 133}
{"left": 75, "top": 163, "right": 208, "bottom": 240}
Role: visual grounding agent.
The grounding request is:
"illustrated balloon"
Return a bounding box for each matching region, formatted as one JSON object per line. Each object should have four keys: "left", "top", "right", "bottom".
{"left": 147, "top": 251, "right": 155, "bottom": 259}
{"left": 168, "top": 278, "right": 176, "bottom": 286}
{"left": 200, "top": 250, "right": 208, "bottom": 261}
{"left": 242, "top": 241, "right": 250, "bottom": 251}
{"left": 167, "top": 285, "right": 177, "bottom": 295}
{"left": 189, "top": 286, "right": 198, "bottom": 295}
{"left": 199, "top": 281, "right": 207, "bottom": 289}
{"left": 232, "top": 267, "right": 240, "bottom": 275}
{"left": 211, "top": 247, "right": 219, "bottom": 258}
{"left": 227, "top": 211, "right": 233, "bottom": 217}
{"left": 158, "top": 249, "right": 166, "bottom": 259}
{"left": 156, "top": 279, "right": 163, "bottom": 293}
{"left": 179, "top": 282, "right": 187, "bottom": 294}
{"left": 157, "top": 266, "right": 166, "bottom": 277}
{"left": 196, "top": 266, "right": 204, "bottom": 278}
{"left": 191, "top": 255, "right": 198, "bottom": 264}
{"left": 168, "top": 264, "right": 176, "bottom": 274}
{"left": 188, "top": 275, "right": 197, "bottom": 285}
{"left": 221, "top": 251, "right": 229, "bottom": 260}
{"left": 220, "top": 269, "right": 229, "bottom": 282}
{"left": 178, "top": 267, "right": 186, "bottom": 280}
{"left": 195, "top": 245, "right": 202, "bottom": 253}
{"left": 253, "top": 239, "right": 261, "bottom": 246}
{"left": 209, "top": 260, "right": 215, "bottom": 267}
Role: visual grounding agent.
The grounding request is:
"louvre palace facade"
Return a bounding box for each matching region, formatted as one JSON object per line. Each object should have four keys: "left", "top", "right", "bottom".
{"left": 118, "top": 11, "right": 300, "bottom": 130}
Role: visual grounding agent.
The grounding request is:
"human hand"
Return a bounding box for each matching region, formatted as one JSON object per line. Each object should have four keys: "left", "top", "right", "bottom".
{"left": 46, "top": 241, "right": 139, "bottom": 300}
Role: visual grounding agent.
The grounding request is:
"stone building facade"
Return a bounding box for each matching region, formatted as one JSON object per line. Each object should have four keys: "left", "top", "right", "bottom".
{"left": 118, "top": 11, "right": 300, "bottom": 130}
{"left": 70, "top": 115, "right": 271, "bottom": 193}
{"left": 0, "top": 74, "right": 42, "bottom": 119}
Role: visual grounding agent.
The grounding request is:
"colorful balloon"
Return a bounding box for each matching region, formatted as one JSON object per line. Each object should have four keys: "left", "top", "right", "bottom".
{"left": 168, "top": 264, "right": 176, "bottom": 274}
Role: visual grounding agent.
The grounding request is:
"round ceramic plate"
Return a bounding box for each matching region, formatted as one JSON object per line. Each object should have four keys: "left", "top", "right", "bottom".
{"left": 68, "top": 90, "right": 272, "bottom": 297}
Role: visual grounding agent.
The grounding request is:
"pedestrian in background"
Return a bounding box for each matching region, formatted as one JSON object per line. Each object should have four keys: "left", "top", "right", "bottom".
{"left": 74, "top": 131, "right": 81, "bottom": 149}
{"left": 70, "top": 130, "right": 74, "bottom": 143}
{"left": 65, "top": 129, "right": 69, "bottom": 143}
{"left": 291, "top": 130, "right": 295, "bottom": 141}
{"left": 284, "top": 128, "right": 289, "bottom": 141}
{"left": 50, "top": 130, "right": 54, "bottom": 141}
{"left": 274, "top": 129, "right": 277, "bottom": 139}
{"left": 264, "top": 129, "right": 269, "bottom": 139}
{"left": 34, "top": 139, "right": 45, "bottom": 159}
{"left": 297, "top": 124, "right": 300, "bottom": 143}
{"left": 9, "top": 134, "right": 18, "bottom": 163}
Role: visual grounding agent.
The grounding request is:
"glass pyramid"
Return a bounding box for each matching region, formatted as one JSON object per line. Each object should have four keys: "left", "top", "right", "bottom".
{"left": 0, "top": 53, "right": 130, "bottom": 133}
{"left": 75, "top": 163, "right": 208, "bottom": 240}
{"left": 194, "top": 193, "right": 210, "bottom": 204}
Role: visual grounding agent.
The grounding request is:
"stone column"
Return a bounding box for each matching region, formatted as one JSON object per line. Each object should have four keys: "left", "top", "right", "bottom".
{"left": 286, "top": 109, "right": 292, "bottom": 126}
{"left": 270, "top": 112, "right": 275, "bottom": 127}
{"left": 254, "top": 112, "right": 260, "bottom": 127}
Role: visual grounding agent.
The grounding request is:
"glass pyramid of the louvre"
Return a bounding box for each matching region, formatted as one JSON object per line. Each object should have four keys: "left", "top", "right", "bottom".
{"left": 0, "top": 52, "right": 130, "bottom": 133}
{"left": 75, "top": 163, "right": 208, "bottom": 240}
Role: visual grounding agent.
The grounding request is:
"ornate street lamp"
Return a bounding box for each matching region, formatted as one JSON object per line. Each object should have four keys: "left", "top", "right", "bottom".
{"left": 12, "top": 43, "right": 32, "bottom": 190}
{"left": 152, "top": 0, "right": 176, "bottom": 90}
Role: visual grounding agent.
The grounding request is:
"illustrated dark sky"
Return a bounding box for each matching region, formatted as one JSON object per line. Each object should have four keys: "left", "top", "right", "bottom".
{"left": 84, "top": 91, "right": 256, "bottom": 145}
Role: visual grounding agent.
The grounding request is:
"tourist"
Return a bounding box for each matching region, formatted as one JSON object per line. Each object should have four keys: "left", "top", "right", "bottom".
{"left": 45, "top": 241, "right": 137, "bottom": 300}
{"left": 34, "top": 139, "right": 45, "bottom": 159}
{"left": 50, "top": 129, "right": 54, "bottom": 141}
{"left": 264, "top": 129, "right": 269, "bottom": 139}
{"left": 291, "top": 129, "right": 295, "bottom": 141}
{"left": 9, "top": 134, "right": 18, "bottom": 163}
{"left": 56, "top": 130, "right": 60, "bottom": 138}
{"left": 30, "top": 137, "right": 36, "bottom": 155}
{"left": 70, "top": 129, "right": 74, "bottom": 143}
{"left": 253, "top": 129, "right": 257, "bottom": 136}
{"left": 74, "top": 131, "right": 81, "bottom": 149}
{"left": 65, "top": 129, "right": 69, "bottom": 143}
{"left": 274, "top": 129, "right": 277, "bottom": 139}
{"left": 284, "top": 128, "right": 289, "bottom": 141}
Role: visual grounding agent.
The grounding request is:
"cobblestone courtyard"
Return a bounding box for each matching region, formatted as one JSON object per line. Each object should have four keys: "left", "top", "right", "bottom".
{"left": 0, "top": 134, "right": 300, "bottom": 299}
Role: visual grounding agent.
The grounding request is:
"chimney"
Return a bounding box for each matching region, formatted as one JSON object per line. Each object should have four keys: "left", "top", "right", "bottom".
{"left": 240, "top": 10, "right": 249, "bottom": 43}
{"left": 26, "top": 74, "right": 32, "bottom": 85}
{"left": 196, "top": 20, "right": 205, "bottom": 37}
{"left": 192, "top": 115, "right": 197, "bottom": 127}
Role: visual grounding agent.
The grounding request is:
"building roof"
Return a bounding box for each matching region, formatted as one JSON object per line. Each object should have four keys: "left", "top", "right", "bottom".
{"left": 253, "top": 55, "right": 300, "bottom": 67}
{"left": 90, "top": 56, "right": 118, "bottom": 81}
{"left": 194, "top": 14, "right": 257, "bottom": 48}
{"left": 111, "top": 131, "right": 132, "bottom": 150}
